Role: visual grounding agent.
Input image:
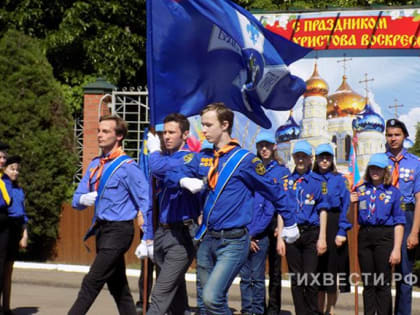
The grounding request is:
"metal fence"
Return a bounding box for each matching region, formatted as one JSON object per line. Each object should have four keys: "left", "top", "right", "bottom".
{"left": 73, "top": 88, "right": 150, "bottom": 182}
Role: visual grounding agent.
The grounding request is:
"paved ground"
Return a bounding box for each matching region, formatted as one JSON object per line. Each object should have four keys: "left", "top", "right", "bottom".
{"left": 7, "top": 267, "right": 420, "bottom": 314}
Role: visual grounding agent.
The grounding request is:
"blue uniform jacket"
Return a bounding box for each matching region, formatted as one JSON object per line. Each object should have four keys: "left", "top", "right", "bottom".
{"left": 141, "top": 177, "right": 156, "bottom": 241}
{"left": 356, "top": 182, "right": 406, "bottom": 226}
{"left": 149, "top": 148, "right": 200, "bottom": 224}
{"left": 280, "top": 171, "right": 329, "bottom": 226}
{"left": 0, "top": 174, "right": 12, "bottom": 209}
{"left": 248, "top": 161, "right": 290, "bottom": 237}
{"left": 320, "top": 172, "right": 352, "bottom": 236}
{"left": 72, "top": 154, "right": 149, "bottom": 221}
{"left": 6, "top": 180, "right": 28, "bottom": 223}
{"left": 386, "top": 149, "right": 420, "bottom": 204}
{"left": 165, "top": 146, "right": 295, "bottom": 230}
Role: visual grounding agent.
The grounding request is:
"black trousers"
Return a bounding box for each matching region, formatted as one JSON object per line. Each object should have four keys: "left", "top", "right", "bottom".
{"left": 286, "top": 226, "right": 321, "bottom": 315}
{"left": 358, "top": 226, "right": 393, "bottom": 315}
{"left": 147, "top": 225, "right": 195, "bottom": 315}
{"left": 68, "top": 220, "right": 136, "bottom": 315}
{"left": 0, "top": 214, "right": 9, "bottom": 300}
{"left": 267, "top": 215, "right": 282, "bottom": 314}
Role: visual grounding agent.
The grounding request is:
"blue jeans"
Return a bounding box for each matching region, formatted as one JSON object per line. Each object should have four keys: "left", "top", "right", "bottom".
{"left": 395, "top": 210, "right": 416, "bottom": 315}
{"left": 197, "top": 231, "right": 250, "bottom": 315}
{"left": 195, "top": 269, "right": 206, "bottom": 315}
{"left": 239, "top": 235, "right": 269, "bottom": 315}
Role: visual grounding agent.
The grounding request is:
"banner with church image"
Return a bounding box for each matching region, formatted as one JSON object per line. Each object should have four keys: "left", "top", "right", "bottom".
{"left": 208, "top": 7, "right": 420, "bottom": 175}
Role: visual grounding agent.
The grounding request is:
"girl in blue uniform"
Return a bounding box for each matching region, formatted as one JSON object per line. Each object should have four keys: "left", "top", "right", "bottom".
{"left": 314, "top": 144, "right": 352, "bottom": 315}
{"left": 278, "top": 140, "right": 329, "bottom": 315}
{"left": 350, "top": 153, "right": 405, "bottom": 315}
{"left": 2, "top": 156, "right": 28, "bottom": 315}
{"left": 239, "top": 131, "right": 289, "bottom": 315}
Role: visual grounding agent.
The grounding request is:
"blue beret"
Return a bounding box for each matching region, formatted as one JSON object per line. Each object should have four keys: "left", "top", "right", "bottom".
{"left": 255, "top": 131, "right": 276, "bottom": 144}
{"left": 367, "top": 153, "right": 388, "bottom": 169}
{"left": 155, "top": 123, "right": 164, "bottom": 132}
{"left": 293, "top": 140, "right": 312, "bottom": 155}
{"left": 386, "top": 119, "right": 408, "bottom": 137}
{"left": 315, "top": 143, "right": 334, "bottom": 156}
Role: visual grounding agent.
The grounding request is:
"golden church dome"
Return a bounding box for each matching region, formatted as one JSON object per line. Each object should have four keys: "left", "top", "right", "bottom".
{"left": 304, "top": 63, "right": 329, "bottom": 97}
{"left": 326, "top": 75, "right": 365, "bottom": 118}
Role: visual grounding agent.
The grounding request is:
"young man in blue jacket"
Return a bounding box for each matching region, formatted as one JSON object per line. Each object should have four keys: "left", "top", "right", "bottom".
{"left": 146, "top": 113, "right": 200, "bottom": 315}
{"left": 165, "top": 103, "right": 299, "bottom": 315}
{"left": 69, "top": 115, "right": 149, "bottom": 315}
{"left": 385, "top": 119, "right": 420, "bottom": 315}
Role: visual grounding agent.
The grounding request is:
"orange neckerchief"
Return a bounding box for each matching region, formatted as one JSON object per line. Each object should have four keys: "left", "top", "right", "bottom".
{"left": 207, "top": 139, "right": 240, "bottom": 190}
{"left": 390, "top": 154, "right": 404, "bottom": 188}
{"left": 88, "top": 147, "right": 125, "bottom": 190}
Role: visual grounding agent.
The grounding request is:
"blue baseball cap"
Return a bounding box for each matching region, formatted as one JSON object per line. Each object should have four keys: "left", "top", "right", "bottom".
{"left": 292, "top": 140, "right": 312, "bottom": 156}
{"left": 367, "top": 153, "right": 388, "bottom": 169}
{"left": 155, "top": 123, "right": 164, "bottom": 132}
{"left": 255, "top": 131, "right": 276, "bottom": 144}
{"left": 315, "top": 143, "right": 334, "bottom": 156}
{"left": 201, "top": 140, "right": 213, "bottom": 151}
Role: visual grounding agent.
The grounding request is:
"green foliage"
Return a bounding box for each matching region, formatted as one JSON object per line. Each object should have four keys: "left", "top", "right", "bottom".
{"left": 0, "top": 29, "right": 77, "bottom": 260}
{"left": 409, "top": 122, "right": 420, "bottom": 157}
{"left": 1, "top": 0, "right": 147, "bottom": 114}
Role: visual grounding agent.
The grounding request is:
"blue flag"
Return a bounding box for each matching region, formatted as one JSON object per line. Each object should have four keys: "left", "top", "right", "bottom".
{"left": 139, "top": 127, "right": 150, "bottom": 181}
{"left": 147, "top": 0, "right": 311, "bottom": 128}
{"left": 347, "top": 136, "right": 361, "bottom": 190}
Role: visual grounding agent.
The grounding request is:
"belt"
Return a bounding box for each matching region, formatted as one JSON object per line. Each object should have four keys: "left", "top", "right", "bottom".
{"left": 96, "top": 219, "right": 132, "bottom": 225}
{"left": 159, "top": 219, "right": 195, "bottom": 229}
{"left": 401, "top": 203, "right": 415, "bottom": 211}
{"left": 208, "top": 227, "right": 247, "bottom": 239}
{"left": 298, "top": 224, "right": 319, "bottom": 233}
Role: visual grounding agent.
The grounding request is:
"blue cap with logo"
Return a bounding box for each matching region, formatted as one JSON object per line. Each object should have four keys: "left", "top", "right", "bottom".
{"left": 292, "top": 140, "right": 313, "bottom": 155}
{"left": 315, "top": 143, "right": 334, "bottom": 156}
{"left": 255, "top": 131, "right": 276, "bottom": 145}
{"left": 155, "top": 123, "right": 164, "bottom": 132}
{"left": 367, "top": 153, "right": 388, "bottom": 169}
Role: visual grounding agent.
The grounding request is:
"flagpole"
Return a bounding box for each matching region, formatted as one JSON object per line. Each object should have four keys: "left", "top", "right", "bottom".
{"left": 143, "top": 258, "right": 148, "bottom": 315}
{"left": 351, "top": 130, "right": 360, "bottom": 315}
{"left": 352, "top": 199, "right": 359, "bottom": 315}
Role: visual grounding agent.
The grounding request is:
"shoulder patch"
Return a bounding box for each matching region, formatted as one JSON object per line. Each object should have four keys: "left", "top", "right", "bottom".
{"left": 322, "top": 181, "right": 328, "bottom": 195}
{"left": 252, "top": 157, "right": 262, "bottom": 164}
{"left": 255, "top": 163, "right": 266, "bottom": 175}
{"left": 183, "top": 153, "right": 194, "bottom": 164}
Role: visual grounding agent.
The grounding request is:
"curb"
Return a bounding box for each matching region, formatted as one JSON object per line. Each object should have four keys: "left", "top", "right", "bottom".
{"left": 14, "top": 261, "right": 420, "bottom": 298}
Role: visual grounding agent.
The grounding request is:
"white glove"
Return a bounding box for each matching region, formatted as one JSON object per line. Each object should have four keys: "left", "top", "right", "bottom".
{"left": 147, "top": 242, "right": 154, "bottom": 261}
{"left": 79, "top": 191, "right": 98, "bottom": 206}
{"left": 180, "top": 178, "right": 204, "bottom": 194}
{"left": 135, "top": 240, "right": 148, "bottom": 259}
{"left": 281, "top": 223, "right": 300, "bottom": 244}
{"left": 147, "top": 132, "right": 161, "bottom": 153}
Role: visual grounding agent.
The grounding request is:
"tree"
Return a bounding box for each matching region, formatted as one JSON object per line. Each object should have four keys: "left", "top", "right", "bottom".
{"left": 409, "top": 122, "right": 420, "bottom": 156}
{"left": 0, "top": 29, "right": 77, "bottom": 260}
{"left": 0, "top": 0, "right": 147, "bottom": 114}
